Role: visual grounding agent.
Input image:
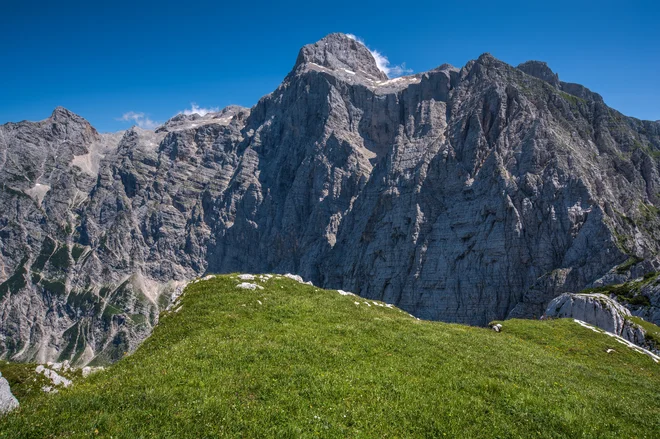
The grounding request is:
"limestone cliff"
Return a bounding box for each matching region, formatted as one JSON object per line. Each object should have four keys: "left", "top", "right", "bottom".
{"left": 2, "top": 33, "right": 660, "bottom": 365}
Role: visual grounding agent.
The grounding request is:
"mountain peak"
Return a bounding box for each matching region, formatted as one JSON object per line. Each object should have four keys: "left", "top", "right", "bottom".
{"left": 50, "top": 106, "right": 81, "bottom": 121}
{"left": 157, "top": 105, "right": 249, "bottom": 133}
{"left": 517, "top": 60, "right": 560, "bottom": 88}
{"left": 293, "top": 33, "right": 388, "bottom": 81}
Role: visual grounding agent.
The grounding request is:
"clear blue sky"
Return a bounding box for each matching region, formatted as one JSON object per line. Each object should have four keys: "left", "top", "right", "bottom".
{"left": 2, "top": 0, "right": 658, "bottom": 132}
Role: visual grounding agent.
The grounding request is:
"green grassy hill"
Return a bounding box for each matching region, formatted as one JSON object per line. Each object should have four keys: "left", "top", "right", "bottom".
{"left": 1, "top": 274, "right": 659, "bottom": 438}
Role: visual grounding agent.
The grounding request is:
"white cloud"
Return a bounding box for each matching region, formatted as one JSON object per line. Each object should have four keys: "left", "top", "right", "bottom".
{"left": 345, "top": 34, "right": 412, "bottom": 78}
{"left": 179, "top": 103, "right": 220, "bottom": 116}
{"left": 118, "top": 111, "right": 159, "bottom": 130}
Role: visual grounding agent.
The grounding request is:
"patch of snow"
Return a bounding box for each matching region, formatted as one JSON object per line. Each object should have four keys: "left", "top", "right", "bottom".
{"left": 308, "top": 62, "right": 331, "bottom": 72}
{"left": 337, "top": 290, "right": 355, "bottom": 296}
{"left": 238, "top": 274, "right": 256, "bottom": 281}
{"left": 343, "top": 68, "right": 356, "bottom": 75}
{"left": 574, "top": 319, "right": 601, "bottom": 333}
{"left": 354, "top": 302, "right": 360, "bottom": 305}
{"left": 374, "top": 76, "right": 422, "bottom": 88}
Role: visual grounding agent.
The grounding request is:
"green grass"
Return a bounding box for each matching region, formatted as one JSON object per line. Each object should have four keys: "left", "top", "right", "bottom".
{"left": 0, "top": 257, "right": 28, "bottom": 299}
{"left": 629, "top": 316, "right": 660, "bottom": 348}
{"left": 615, "top": 256, "right": 644, "bottom": 274}
{"left": 71, "top": 245, "right": 86, "bottom": 262}
{"left": 0, "top": 362, "right": 80, "bottom": 404}
{"left": 559, "top": 91, "right": 586, "bottom": 107}
{"left": 1, "top": 275, "right": 659, "bottom": 438}
{"left": 579, "top": 273, "right": 656, "bottom": 307}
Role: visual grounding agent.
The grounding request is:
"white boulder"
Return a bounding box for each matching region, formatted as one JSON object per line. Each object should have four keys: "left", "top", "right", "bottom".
{"left": 0, "top": 372, "right": 19, "bottom": 414}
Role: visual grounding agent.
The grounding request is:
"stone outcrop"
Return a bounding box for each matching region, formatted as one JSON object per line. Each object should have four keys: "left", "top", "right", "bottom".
{"left": 2, "top": 33, "right": 660, "bottom": 365}
{"left": 0, "top": 372, "right": 18, "bottom": 414}
{"left": 546, "top": 293, "right": 641, "bottom": 338}
{"left": 545, "top": 293, "right": 656, "bottom": 352}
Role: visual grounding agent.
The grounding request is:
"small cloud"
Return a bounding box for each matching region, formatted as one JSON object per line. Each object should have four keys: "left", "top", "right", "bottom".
{"left": 385, "top": 62, "right": 412, "bottom": 78}
{"left": 344, "top": 34, "right": 412, "bottom": 78}
{"left": 179, "top": 103, "right": 219, "bottom": 116}
{"left": 370, "top": 50, "right": 412, "bottom": 78}
{"left": 118, "top": 111, "right": 159, "bottom": 130}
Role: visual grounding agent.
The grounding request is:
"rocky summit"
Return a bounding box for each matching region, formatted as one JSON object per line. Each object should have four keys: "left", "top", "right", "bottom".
{"left": 2, "top": 32, "right": 660, "bottom": 366}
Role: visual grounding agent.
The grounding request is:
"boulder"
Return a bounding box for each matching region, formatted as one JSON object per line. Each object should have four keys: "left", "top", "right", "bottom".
{"left": 0, "top": 372, "right": 19, "bottom": 414}
{"left": 545, "top": 293, "right": 646, "bottom": 346}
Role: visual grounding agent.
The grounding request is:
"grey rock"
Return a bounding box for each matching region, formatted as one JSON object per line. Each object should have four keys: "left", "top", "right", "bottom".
{"left": 516, "top": 60, "right": 604, "bottom": 102}
{"left": 545, "top": 293, "right": 650, "bottom": 349}
{"left": 2, "top": 33, "right": 660, "bottom": 365}
{"left": 294, "top": 33, "right": 388, "bottom": 81}
{"left": 517, "top": 61, "right": 560, "bottom": 88}
{"left": 0, "top": 372, "right": 18, "bottom": 414}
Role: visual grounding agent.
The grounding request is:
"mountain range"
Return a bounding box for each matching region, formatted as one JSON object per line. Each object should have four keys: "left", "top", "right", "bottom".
{"left": 2, "top": 33, "right": 660, "bottom": 366}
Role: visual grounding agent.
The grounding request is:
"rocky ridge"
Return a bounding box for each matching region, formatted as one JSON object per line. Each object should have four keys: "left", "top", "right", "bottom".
{"left": 2, "top": 33, "right": 660, "bottom": 365}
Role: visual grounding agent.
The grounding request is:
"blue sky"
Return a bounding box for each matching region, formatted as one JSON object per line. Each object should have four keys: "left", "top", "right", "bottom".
{"left": 1, "top": 0, "right": 658, "bottom": 132}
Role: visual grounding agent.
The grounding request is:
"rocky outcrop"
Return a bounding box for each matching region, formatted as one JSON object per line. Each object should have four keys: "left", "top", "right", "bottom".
{"left": 0, "top": 372, "right": 18, "bottom": 414}
{"left": 545, "top": 293, "right": 655, "bottom": 351}
{"left": 547, "top": 293, "right": 639, "bottom": 336}
{"left": 2, "top": 33, "right": 660, "bottom": 365}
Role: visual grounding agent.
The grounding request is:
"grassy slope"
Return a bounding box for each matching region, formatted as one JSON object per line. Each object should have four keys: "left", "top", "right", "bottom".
{"left": 1, "top": 275, "right": 659, "bottom": 438}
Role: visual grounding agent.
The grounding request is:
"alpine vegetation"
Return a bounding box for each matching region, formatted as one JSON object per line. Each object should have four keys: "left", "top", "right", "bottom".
{"left": 1, "top": 275, "right": 659, "bottom": 437}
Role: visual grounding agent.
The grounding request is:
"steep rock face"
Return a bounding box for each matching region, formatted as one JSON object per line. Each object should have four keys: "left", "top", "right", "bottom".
{"left": 545, "top": 293, "right": 648, "bottom": 348}
{"left": 2, "top": 33, "right": 660, "bottom": 364}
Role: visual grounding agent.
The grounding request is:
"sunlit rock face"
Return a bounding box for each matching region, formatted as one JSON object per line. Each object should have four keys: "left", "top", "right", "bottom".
{"left": 2, "top": 33, "right": 660, "bottom": 365}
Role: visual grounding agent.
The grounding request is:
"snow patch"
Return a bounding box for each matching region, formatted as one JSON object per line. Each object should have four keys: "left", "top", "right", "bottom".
{"left": 375, "top": 76, "right": 421, "bottom": 87}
